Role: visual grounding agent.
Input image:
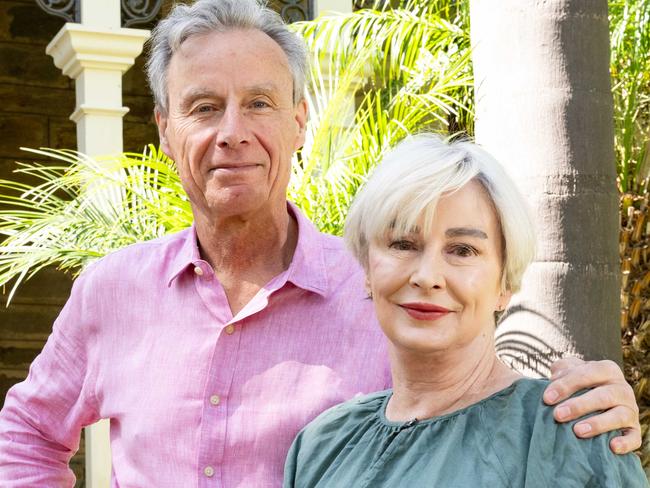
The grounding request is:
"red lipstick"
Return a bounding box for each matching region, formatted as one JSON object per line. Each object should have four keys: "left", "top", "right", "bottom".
{"left": 399, "top": 303, "right": 451, "bottom": 321}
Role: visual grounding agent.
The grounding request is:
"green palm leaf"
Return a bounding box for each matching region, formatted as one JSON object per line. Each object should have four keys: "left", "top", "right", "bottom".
{"left": 0, "top": 146, "right": 191, "bottom": 303}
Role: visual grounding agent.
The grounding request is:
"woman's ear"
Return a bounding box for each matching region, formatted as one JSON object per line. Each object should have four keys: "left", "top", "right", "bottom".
{"left": 496, "top": 290, "right": 512, "bottom": 312}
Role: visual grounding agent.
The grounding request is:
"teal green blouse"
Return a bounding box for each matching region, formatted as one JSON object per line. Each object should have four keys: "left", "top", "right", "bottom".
{"left": 284, "top": 379, "right": 648, "bottom": 487}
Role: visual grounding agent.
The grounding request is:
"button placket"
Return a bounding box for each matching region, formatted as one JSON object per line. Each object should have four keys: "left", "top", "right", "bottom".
{"left": 197, "top": 314, "right": 244, "bottom": 486}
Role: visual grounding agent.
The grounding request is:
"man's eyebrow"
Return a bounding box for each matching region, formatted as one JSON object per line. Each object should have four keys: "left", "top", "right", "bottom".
{"left": 178, "top": 88, "right": 220, "bottom": 110}
{"left": 244, "top": 84, "right": 279, "bottom": 96}
{"left": 445, "top": 227, "right": 488, "bottom": 239}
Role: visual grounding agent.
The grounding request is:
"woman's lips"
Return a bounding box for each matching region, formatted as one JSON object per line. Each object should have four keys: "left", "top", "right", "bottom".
{"left": 399, "top": 303, "right": 452, "bottom": 321}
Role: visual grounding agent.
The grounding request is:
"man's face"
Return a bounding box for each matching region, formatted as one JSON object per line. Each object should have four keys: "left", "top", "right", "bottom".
{"left": 156, "top": 29, "right": 307, "bottom": 221}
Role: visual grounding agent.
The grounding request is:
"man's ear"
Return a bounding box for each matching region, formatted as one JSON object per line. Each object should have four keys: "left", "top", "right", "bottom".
{"left": 293, "top": 98, "right": 308, "bottom": 150}
{"left": 155, "top": 108, "right": 173, "bottom": 158}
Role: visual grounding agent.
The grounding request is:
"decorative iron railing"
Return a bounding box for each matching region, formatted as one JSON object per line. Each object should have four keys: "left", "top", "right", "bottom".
{"left": 36, "top": 0, "right": 314, "bottom": 26}
{"left": 35, "top": 0, "right": 163, "bottom": 27}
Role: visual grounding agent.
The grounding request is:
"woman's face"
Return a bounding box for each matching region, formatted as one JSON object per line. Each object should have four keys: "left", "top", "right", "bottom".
{"left": 366, "top": 180, "right": 511, "bottom": 354}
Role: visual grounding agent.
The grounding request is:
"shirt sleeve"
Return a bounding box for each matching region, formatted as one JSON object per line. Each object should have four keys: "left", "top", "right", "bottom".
{"left": 0, "top": 272, "right": 100, "bottom": 487}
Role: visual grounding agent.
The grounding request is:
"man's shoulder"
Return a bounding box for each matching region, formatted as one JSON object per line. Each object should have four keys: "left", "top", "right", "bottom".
{"left": 81, "top": 228, "right": 192, "bottom": 281}
{"left": 315, "top": 231, "right": 364, "bottom": 277}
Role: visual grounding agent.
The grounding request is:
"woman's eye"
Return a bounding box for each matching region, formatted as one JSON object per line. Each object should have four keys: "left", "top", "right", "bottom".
{"left": 449, "top": 244, "right": 478, "bottom": 257}
{"left": 389, "top": 240, "right": 417, "bottom": 251}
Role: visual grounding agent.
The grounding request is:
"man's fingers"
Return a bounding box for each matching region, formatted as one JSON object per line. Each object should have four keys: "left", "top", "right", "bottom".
{"left": 571, "top": 407, "right": 642, "bottom": 454}
{"left": 551, "top": 386, "right": 641, "bottom": 454}
{"left": 544, "top": 359, "right": 623, "bottom": 405}
{"left": 552, "top": 383, "right": 638, "bottom": 422}
{"left": 544, "top": 357, "right": 642, "bottom": 454}
{"left": 608, "top": 428, "right": 643, "bottom": 454}
{"left": 569, "top": 402, "right": 638, "bottom": 437}
{"left": 549, "top": 356, "right": 583, "bottom": 381}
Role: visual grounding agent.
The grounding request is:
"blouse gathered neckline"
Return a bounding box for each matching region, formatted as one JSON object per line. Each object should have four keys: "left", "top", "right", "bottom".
{"left": 378, "top": 377, "right": 527, "bottom": 428}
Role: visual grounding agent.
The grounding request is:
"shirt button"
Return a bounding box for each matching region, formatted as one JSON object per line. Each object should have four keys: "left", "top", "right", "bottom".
{"left": 193, "top": 266, "right": 204, "bottom": 276}
{"left": 204, "top": 466, "right": 215, "bottom": 477}
{"left": 225, "top": 325, "right": 235, "bottom": 335}
{"left": 210, "top": 395, "right": 221, "bottom": 406}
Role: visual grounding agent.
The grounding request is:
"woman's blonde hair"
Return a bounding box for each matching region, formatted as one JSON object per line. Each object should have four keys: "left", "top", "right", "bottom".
{"left": 344, "top": 133, "right": 536, "bottom": 293}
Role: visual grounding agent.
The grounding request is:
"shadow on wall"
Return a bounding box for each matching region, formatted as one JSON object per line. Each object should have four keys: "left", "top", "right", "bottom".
{"left": 496, "top": 305, "right": 566, "bottom": 377}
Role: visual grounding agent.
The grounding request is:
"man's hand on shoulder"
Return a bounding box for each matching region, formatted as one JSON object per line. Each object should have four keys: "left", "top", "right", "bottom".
{"left": 542, "top": 356, "right": 641, "bottom": 455}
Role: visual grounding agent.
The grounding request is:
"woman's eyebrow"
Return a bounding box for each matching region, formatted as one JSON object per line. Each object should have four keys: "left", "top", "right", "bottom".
{"left": 445, "top": 227, "right": 488, "bottom": 239}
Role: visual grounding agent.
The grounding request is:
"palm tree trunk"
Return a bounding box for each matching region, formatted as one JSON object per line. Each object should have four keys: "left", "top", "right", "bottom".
{"left": 470, "top": 0, "right": 621, "bottom": 376}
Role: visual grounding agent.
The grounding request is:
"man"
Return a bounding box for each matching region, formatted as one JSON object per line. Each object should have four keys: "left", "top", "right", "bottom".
{"left": 0, "top": 0, "right": 641, "bottom": 486}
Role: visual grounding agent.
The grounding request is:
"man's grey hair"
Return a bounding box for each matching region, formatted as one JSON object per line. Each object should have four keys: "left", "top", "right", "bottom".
{"left": 146, "top": 0, "right": 308, "bottom": 114}
{"left": 344, "top": 133, "right": 536, "bottom": 294}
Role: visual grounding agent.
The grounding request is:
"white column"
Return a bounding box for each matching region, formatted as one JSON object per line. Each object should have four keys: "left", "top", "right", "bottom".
{"left": 45, "top": 11, "right": 149, "bottom": 488}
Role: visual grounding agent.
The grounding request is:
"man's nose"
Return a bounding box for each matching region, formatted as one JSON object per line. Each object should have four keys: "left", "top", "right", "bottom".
{"left": 216, "top": 105, "right": 250, "bottom": 149}
{"left": 409, "top": 253, "right": 445, "bottom": 290}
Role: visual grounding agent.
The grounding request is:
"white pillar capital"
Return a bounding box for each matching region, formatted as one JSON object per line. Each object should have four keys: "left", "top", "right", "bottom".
{"left": 46, "top": 23, "right": 149, "bottom": 156}
{"left": 46, "top": 24, "right": 150, "bottom": 79}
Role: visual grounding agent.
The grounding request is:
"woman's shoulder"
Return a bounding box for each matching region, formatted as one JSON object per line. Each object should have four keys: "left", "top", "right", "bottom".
{"left": 482, "top": 378, "right": 649, "bottom": 487}
{"left": 284, "top": 390, "right": 391, "bottom": 482}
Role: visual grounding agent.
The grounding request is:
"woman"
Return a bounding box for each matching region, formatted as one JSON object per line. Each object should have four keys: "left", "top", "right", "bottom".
{"left": 283, "top": 135, "right": 648, "bottom": 487}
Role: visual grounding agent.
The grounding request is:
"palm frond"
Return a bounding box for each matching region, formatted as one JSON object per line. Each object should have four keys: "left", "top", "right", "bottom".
{"left": 609, "top": 0, "right": 650, "bottom": 191}
{"left": 0, "top": 146, "right": 191, "bottom": 303}
{"left": 288, "top": 0, "right": 472, "bottom": 234}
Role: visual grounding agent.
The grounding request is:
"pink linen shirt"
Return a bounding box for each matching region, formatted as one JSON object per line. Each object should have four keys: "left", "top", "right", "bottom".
{"left": 0, "top": 203, "right": 390, "bottom": 487}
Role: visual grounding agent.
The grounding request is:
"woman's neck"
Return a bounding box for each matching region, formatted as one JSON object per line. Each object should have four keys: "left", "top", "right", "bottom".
{"left": 385, "top": 334, "right": 522, "bottom": 422}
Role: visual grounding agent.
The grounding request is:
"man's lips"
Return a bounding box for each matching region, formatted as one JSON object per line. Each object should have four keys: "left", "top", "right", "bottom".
{"left": 209, "top": 163, "right": 260, "bottom": 172}
{"left": 399, "top": 302, "right": 452, "bottom": 321}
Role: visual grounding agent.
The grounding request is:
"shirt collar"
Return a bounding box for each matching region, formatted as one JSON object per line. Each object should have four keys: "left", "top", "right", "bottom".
{"left": 166, "top": 226, "right": 203, "bottom": 286}
{"left": 283, "top": 201, "right": 328, "bottom": 296}
{"left": 166, "top": 202, "right": 330, "bottom": 297}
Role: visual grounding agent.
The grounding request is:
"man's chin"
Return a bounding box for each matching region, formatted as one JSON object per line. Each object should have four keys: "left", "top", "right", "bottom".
{"left": 202, "top": 192, "right": 268, "bottom": 219}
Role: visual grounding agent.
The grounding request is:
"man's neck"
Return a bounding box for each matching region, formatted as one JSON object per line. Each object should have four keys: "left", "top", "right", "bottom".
{"left": 193, "top": 205, "right": 299, "bottom": 315}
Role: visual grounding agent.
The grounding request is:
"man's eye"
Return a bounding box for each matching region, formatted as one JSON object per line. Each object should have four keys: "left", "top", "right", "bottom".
{"left": 251, "top": 100, "right": 270, "bottom": 109}
{"left": 193, "top": 105, "right": 215, "bottom": 114}
{"left": 389, "top": 240, "right": 417, "bottom": 251}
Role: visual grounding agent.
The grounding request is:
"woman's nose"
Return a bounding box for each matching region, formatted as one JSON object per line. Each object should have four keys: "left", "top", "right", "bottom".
{"left": 409, "top": 255, "right": 445, "bottom": 290}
